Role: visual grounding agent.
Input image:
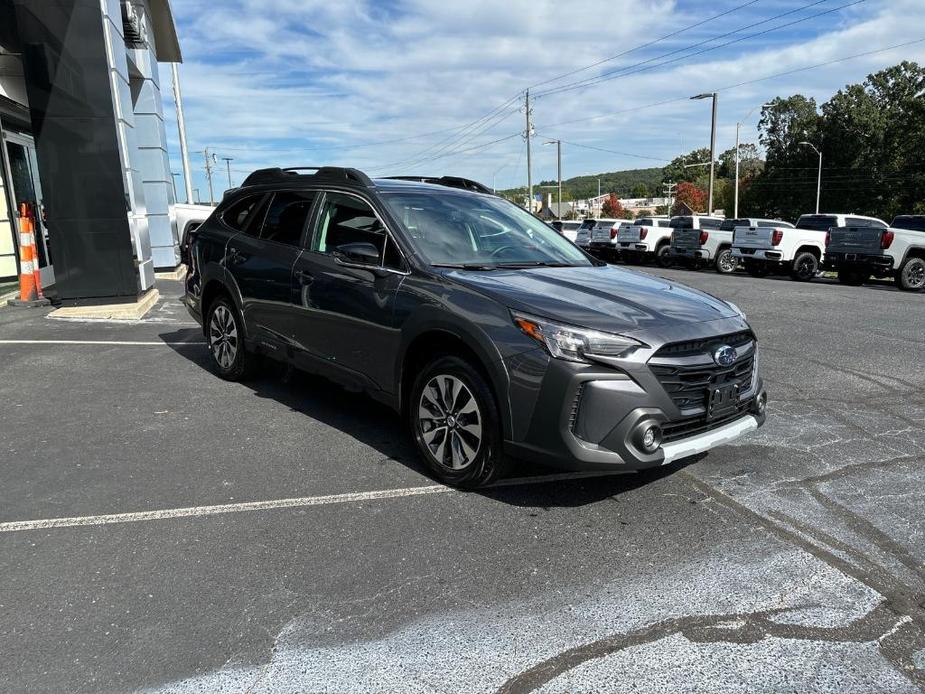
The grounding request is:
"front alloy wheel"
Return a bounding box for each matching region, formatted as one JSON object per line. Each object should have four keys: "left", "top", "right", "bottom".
{"left": 410, "top": 355, "right": 505, "bottom": 488}
{"left": 418, "top": 375, "right": 482, "bottom": 471}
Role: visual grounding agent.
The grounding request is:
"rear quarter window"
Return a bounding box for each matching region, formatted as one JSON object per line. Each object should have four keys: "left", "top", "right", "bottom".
{"left": 221, "top": 194, "right": 267, "bottom": 233}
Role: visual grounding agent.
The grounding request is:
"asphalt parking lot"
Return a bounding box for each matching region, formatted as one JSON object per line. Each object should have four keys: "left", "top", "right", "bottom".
{"left": 1, "top": 268, "right": 924, "bottom": 693}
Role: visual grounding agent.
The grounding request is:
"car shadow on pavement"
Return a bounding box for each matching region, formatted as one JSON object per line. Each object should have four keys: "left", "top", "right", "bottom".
{"left": 160, "top": 329, "right": 693, "bottom": 508}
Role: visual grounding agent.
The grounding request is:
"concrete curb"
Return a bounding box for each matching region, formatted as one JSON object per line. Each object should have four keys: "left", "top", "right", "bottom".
{"left": 48, "top": 288, "right": 160, "bottom": 321}
{"left": 154, "top": 265, "right": 187, "bottom": 281}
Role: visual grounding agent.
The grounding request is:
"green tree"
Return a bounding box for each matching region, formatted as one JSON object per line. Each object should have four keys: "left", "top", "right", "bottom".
{"left": 661, "top": 148, "right": 713, "bottom": 185}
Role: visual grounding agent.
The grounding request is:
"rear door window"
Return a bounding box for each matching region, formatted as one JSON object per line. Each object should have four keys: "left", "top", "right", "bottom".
{"left": 259, "top": 191, "right": 316, "bottom": 246}
{"left": 221, "top": 194, "right": 266, "bottom": 233}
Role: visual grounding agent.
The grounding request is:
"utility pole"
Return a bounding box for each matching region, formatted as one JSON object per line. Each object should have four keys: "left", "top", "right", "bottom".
{"left": 170, "top": 63, "right": 194, "bottom": 205}
{"left": 799, "top": 141, "right": 822, "bottom": 214}
{"left": 203, "top": 148, "right": 215, "bottom": 206}
{"left": 221, "top": 156, "right": 234, "bottom": 188}
{"left": 663, "top": 182, "right": 677, "bottom": 214}
{"left": 524, "top": 90, "right": 534, "bottom": 212}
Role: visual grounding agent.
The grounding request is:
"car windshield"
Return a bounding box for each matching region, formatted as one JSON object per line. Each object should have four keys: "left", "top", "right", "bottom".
{"left": 382, "top": 192, "right": 593, "bottom": 267}
{"left": 891, "top": 216, "right": 925, "bottom": 232}
{"left": 796, "top": 215, "right": 838, "bottom": 231}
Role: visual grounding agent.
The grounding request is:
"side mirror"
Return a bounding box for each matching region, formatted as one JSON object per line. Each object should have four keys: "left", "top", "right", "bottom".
{"left": 333, "top": 241, "right": 380, "bottom": 266}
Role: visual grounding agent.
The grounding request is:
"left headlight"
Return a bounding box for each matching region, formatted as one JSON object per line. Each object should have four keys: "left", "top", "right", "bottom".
{"left": 512, "top": 312, "right": 644, "bottom": 363}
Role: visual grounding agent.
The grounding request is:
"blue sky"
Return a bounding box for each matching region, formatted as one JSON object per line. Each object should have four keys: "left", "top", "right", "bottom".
{"left": 162, "top": 0, "right": 925, "bottom": 201}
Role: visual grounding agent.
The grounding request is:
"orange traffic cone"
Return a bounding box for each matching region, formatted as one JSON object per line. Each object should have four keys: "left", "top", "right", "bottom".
{"left": 8, "top": 202, "right": 50, "bottom": 307}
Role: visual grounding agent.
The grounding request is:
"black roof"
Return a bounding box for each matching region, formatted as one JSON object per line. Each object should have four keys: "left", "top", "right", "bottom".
{"left": 237, "top": 167, "right": 494, "bottom": 195}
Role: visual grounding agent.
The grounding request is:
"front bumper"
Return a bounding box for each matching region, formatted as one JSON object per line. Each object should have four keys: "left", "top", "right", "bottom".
{"left": 502, "top": 336, "right": 766, "bottom": 471}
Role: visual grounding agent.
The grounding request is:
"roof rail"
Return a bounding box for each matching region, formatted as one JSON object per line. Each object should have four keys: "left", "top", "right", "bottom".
{"left": 240, "top": 166, "right": 374, "bottom": 188}
{"left": 383, "top": 176, "right": 494, "bottom": 195}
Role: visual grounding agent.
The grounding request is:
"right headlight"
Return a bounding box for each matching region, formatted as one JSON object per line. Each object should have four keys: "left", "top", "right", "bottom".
{"left": 512, "top": 312, "right": 644, "bottom": 363}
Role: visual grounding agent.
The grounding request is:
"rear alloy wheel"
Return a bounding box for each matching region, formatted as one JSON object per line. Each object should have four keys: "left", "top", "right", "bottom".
{"left": 897, "top": 256, "right": 925, "bottom": 292}
{"left": 656, "top": 244, "right": 673, "bottom": 268}
{"left": 411, "top": 356, "right": 505, "bottom": 488}
{"left": 714, "top": 248, "right": 736, "bottom": 274}
{"left": 206, "top": 297, "right": 253, "bottom": 381}
{"left": 838, "top": 268, "right": 867, "bottom": 286}
{"left": 791, "top": 251, "right": 819, "bottom": 281}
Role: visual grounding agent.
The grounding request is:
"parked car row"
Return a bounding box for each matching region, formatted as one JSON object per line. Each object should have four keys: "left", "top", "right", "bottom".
{"left": 569, "top": 212, "right": 925, "bottom": 292}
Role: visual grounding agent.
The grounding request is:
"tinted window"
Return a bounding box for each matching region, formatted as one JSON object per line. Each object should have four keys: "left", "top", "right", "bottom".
{"left": 720, "top": 218, "right": 749, "bottom": 231}
{"left": 796, "top": 215, "right": 838, "bottom": 231}
{"left": 578, "top": 219, "right": 596, "bottom": 230}
{"left": 222, "top": 194, "right": 265, "bottom": 232}
{"left": 636, "top": 218, "right": 653, "bottom": 226}
{"left": 656, "top": 219, "right": 671, "bottom": 227}
{"left": 891, "top": 216, "right": 925, "bottom": 232}
{"left": 846, "top": 216, "right": 887, "bottom": 229}
{"left": 260, "top": 191, "right": 316, "bottom": 246}
{"left": 381, "top": 192, "right": 592, "bottom": 267}
{"left": 313, "top": 192, "right": 387, "bottom": 261}
{"left": 757, "top": 220, "right": 777, "bottom": 228}
{"left": 700, "top": 218, "right": 724, "bottom": 230}
{"left": 669, "top": 217, "right": 693, "bottom": 229}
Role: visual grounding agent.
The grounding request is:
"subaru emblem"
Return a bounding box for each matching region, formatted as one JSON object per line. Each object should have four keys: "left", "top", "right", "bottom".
{"left": 713, "top": 345, "right": 737, "bottom": 367}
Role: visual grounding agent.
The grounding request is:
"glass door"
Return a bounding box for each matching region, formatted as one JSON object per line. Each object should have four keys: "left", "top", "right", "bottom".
{"left": 3, "top": 132, "right": 54, "bottom": 287}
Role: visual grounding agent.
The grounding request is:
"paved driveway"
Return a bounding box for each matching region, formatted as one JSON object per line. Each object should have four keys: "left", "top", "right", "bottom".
{"left": 0, "top": 271, "right": 923, "bottom": 693}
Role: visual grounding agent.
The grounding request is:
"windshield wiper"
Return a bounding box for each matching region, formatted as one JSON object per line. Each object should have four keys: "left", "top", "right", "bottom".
{"left": 431, "top": 263, "right": 498, "bottom": 271}
{"left": 494, "top": 261, "right": 577, "bottom": 268}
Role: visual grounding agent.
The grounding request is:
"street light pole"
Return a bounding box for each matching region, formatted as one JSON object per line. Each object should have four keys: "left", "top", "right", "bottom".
{"left": 799, "top": 141, "right": 822, "bottom": 214}
{"left": 544, "top": 140, "right": 562, "bottom": 218}
{"left": 691, "top": 92, "right": 718, "bottom": 214}
{"left": 170, "top": 172, "right": 180, "bottom": 202}
{"left": 170, "top": 63, "right": 194, "bottom": 206}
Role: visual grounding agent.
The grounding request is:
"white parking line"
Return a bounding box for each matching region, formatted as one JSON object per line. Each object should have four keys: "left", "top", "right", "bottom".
{"left": 0, "top": 339, "right": 205, "bottom": 346}
{"left": 0, "top": 471, "right": 628, "bottom": 533}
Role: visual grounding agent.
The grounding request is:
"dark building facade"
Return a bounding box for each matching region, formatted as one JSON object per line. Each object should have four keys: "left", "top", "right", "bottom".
{"left": 0, "top": 0, "right": 183, "bottom": 304}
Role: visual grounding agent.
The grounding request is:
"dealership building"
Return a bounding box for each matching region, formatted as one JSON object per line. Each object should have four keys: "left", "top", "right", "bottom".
{"left": 0, "top": 0, "right": 185, "bottom": 305}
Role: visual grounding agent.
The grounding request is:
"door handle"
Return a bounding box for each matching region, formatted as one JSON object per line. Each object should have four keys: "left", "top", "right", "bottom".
{"left": 295, "top": 269, "right": 314, "bottom": 284}
{"left": 227, "top": 248, "right": 247, "bottom": 265}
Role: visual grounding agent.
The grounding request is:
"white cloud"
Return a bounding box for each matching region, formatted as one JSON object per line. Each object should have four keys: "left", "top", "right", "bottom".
{"left": 163, "top": 0, "right": 925, "bottom": 198}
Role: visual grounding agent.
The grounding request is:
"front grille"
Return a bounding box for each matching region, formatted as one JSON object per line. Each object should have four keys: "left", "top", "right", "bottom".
{"left": 661, "top": 406, "right": 752, "bottom": 443}
{"left": 649, "top": 332, "right": 758, "bottom": 441}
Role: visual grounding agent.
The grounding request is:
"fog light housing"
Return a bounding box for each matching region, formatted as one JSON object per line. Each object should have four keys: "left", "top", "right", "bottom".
{"left": 753, "top": 390, "right": 768, "bottom": 415}
{"left": 638, "top": 424, "right": 663, "bottom": 453}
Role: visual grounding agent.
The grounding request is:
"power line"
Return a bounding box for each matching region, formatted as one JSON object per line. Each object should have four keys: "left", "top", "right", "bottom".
{"left": 534, "top": 0, "right": 861, "bottom": 98}
{"left": 537, "top": 37, "right": 925, "bottom": 131}
{"left": 526, "top": 0, "right": 764, "bottom": 92}
{"left": 534, "top": 135, "right": 669, "bottom": 163}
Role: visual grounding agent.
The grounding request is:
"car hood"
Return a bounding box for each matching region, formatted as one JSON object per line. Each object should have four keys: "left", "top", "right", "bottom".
{"left": 442, "top": 265, "right": 740, "bottom": 338}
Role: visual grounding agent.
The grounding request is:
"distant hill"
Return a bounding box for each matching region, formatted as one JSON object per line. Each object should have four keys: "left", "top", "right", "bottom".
{"left": 499, "top": 167, "right": 664, "bottom": 201}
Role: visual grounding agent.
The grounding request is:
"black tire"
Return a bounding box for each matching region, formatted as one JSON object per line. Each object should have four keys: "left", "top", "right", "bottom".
{"left": 896, "top": 257, "right": 925, "bottom": 292}
{"left": 205, "top": 296, "right": 254, "bottom": 381}
{"left": 655, "top": 244, "right": 673, "bottom": 268}
{"left": 838, "top": 268, "right": 867, "bottom": 286}
{"left": 410, "top": 355, "right": 506, "bottom": 489}
{"left": 744, "top": 260, "right": 769, "bottom": 277}
{"left": 714, "top": 248, "right": 736, "bottom": 274}
{"left": 790, "top": 251, "right": 819, "bottom": 281}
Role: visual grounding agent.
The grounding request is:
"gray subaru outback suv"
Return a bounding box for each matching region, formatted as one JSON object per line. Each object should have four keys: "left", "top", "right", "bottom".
{"left": 185, "top": 167, "right": 767, "bottom": 488}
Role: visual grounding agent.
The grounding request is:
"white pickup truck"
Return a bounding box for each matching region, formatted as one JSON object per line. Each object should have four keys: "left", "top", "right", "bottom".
{"left": 175, "top": 203, "right": 215, "bottom": 265}
{"left": 615, "top": 216, "right": 673, "bottom": 267}
{"left": 732, "top": 213, "right": 888, "bottom": 282}
{"left": 668, "top": 216, "right": 762, "bottom": 274}
{"left": 824, "top": 214, "right": 925, "bottom": 291}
